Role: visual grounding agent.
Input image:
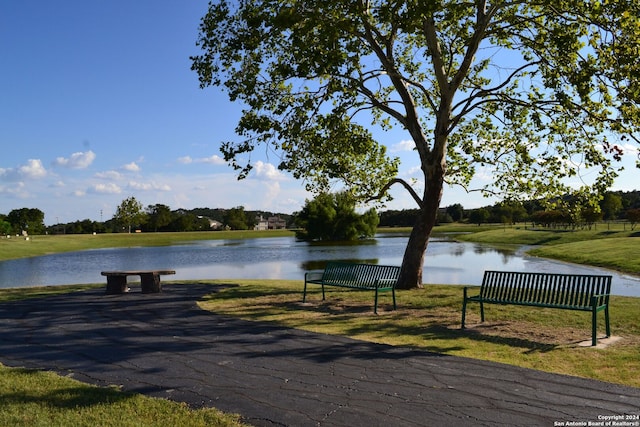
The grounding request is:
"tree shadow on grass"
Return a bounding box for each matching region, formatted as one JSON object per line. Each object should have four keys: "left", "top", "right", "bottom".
{"left": 0, "top": 368, "right": 133, "bottom": 409}
{"left": 456, "top": 323, "right": 560, "bottom": 353}
{"left": 278, "top": 297, "right": 568, "bottom": 354}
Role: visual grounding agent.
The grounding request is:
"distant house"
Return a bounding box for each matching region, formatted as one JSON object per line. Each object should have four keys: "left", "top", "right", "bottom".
{"left": 254, "top": 215, "right": 287, "bottom": 230}
{"left": 198, "top": 216, "right": 223, "bottom": 230}
{"left": 209, "top": 219, "right": 223, "bottom": 230}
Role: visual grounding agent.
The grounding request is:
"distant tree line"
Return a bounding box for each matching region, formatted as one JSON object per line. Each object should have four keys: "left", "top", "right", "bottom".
{"left": 3, "top": 190, "right": 640, "bottom": 236}
{"left": 0, "top": 200, "right": 295, "bottom": 236}
{"left": 54, "top": 201, "right": 295, "bottom": 235}
{"left": 41, "top": 198, "right": 295, "bottom": 235}
{"left": 378, "top": 191, "right": 640, "bottom": 228}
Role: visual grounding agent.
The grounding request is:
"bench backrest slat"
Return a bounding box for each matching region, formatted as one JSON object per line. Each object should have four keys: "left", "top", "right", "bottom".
{"left": 481, "top": 271, "right": 611, "bottom": 308}
{"left": 322, "top": 262, "right": 400, "bottom": 288}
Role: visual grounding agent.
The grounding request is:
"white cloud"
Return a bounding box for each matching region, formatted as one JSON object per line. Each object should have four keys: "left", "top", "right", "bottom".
{"left": 199, "top": 155, "right": 225, "bottom": 165}
{"left": 473, "top": 165, "right": 496, "bottom": 183}
{"left": 21, "top": 159, "right": 48, "bottom": 178}
{"left": 0, "top": 159, "right": 48, "bottom": 181}
{"left": 127, "top": 181, "right": 171, "bottom": 191}
{"left": 54, "top": 151, "right": 96, "bottom": 169}
{"left": 122, "top": 162, "right": 140, "bottom": 172}
{"left": 89, "top": 183, "right": 122, "bottom": 194}
{"left": 0, "top": 181, "right": 27, "bottom": 196}
{"left": 403, "top": 165, "right": 422, "bottom": 178}
{"left": 621, "top": 143, "right": 639, "bottom": 155}
{"left": 178, "top": 155, "right": 225, "bottom": 165}
{"left": 260, "top": 181, "right": 282, "bottom": 207}
{"left": 253, "top": 161, "right": 285, "bottom": 180}
{"left": 390, "top": 139, "right": 415, "bottom": 152}
{"left": 18, "top": 159, "right": 47, "bottom": 179}
{"left": 95, "top": 170, "right": 122, "bottom": 180}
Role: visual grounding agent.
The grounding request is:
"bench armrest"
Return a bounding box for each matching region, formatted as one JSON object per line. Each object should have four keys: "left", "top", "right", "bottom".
{"left": 590, "top": 293, "right": 610, "bottom": 307}
{"left": 463, "top": 286, "right": 482, "bottom": 299}
{"left": 375, "top": 278, "right": 398, "bottom": 288}
{"left": 304, "top": 271, "right": 324, "bottom": 283}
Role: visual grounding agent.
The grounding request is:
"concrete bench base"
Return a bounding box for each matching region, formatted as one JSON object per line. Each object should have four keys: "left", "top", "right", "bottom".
{"left": 101, "top": 270, "right": 176, "bottom": 294}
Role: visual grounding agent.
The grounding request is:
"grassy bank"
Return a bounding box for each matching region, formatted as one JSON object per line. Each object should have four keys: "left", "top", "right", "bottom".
{"left": 0, "top": 230, "right": 294, "bottom": 262}
{"left": 455, "top": 225, "right": 640, "bottom": 275}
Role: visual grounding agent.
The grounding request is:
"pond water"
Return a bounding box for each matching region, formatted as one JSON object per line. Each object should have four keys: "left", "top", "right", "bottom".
{"left": 1, "top": 234, "right": 639, "bottom": 297}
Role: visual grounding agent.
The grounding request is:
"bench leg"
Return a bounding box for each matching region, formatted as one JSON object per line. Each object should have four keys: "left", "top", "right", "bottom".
{"left": 461, "top": 295, "right": 467, "bottom": 329}
{"left": 461, "top": 287, "right": 471, "bottom": 328}
{"left": 303, "top": 281, "right": 308, "bottom": 302}
{"left": 140, "top": 273, "right": 161, "bottom": 293}
{"left": 592, "top": 305, "right": 598, "bottom": 347}
{"left": 392, "top": 288, "right": 396, "bottom": 310}
{"left": 374, "top": 289, "right": 379, "bottom": 314}
{"left": 591, "top": 298, "right": 611, "bottom": 347}
{"left": 106, "top": 276, "right": 128, "bottom": 294}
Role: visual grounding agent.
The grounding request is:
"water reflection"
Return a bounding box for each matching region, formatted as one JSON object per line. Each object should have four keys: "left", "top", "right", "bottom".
{"left": 0, "top": 234, "right": 638, "bottom": 297}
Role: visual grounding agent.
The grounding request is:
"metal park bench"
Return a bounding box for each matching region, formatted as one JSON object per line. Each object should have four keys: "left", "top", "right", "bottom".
{"left": 303, "top": 261, "right": 400, "bottom": 314}
{"left": 461, "top": 270, "right": 612, "bottom": 346}
{"left": 101, "top": 270, "right": 176, "bottom": 294}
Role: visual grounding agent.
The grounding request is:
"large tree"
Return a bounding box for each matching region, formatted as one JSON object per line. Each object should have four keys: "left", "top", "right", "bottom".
{"left": 146, "top": 204, "right": 172, "bottom": 232}
{"left": 7, "top": 208, "right": 45, "bottom": 235}
{"left": 114, "top": 196, "right": 146, "bottom": 233}
{"left": 223, "top": 206, "right": 250, "bottom": 230}
{"left": 295, "top": 191, "right": 379, "bottom": 241}
{"left": 192, "top": 1, "right": 640, "bottom": 289}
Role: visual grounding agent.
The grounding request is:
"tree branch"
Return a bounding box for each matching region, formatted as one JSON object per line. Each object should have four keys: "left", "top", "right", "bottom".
{"left": 366, "top": 178, "right": 424, "bottom": 209}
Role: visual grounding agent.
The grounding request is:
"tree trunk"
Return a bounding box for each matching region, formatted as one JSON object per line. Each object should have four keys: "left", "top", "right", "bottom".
{"left": 394, "top": 79, "right": 449, "bottom": 289}
{"left": 395, "top": 177, "right": 443, "bottom": 290}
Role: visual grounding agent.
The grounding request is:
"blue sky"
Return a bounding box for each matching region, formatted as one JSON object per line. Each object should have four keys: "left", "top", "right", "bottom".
{"left": 1, "top": 2, "right": 638, "bottom": 225}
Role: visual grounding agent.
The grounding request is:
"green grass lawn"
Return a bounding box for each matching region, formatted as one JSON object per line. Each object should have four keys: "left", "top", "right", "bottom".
{"left": 457, "top": 225, "right": 640, "bottom": 275}
{"left": 0, "top": 230, "right": 294, "bottom": 262}
{"left": 0, "top": 365, "right": 245, "bottom": 427}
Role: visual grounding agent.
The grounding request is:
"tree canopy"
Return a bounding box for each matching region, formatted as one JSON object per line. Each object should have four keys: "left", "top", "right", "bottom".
{"left": 6, "top": 208, "right": 45, "bottom": 235}
{"left": 114, "top": 197, "right": 145, "bottom": 233}
{"left": 294, "top": 191, "right": 379, "bottom": 241}
{"left": 192, "top": 1, "right": 640, "bottom": 289}
{"left": 146, "top": 204, "right": 172, "bottom": 232}
{"left": 223, "top": 206, "right": 252, "bottom": 230}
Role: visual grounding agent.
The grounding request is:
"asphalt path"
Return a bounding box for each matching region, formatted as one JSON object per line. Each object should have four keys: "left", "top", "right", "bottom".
{"left": 1, "top": 283, "right": 638, "bottom": 426}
